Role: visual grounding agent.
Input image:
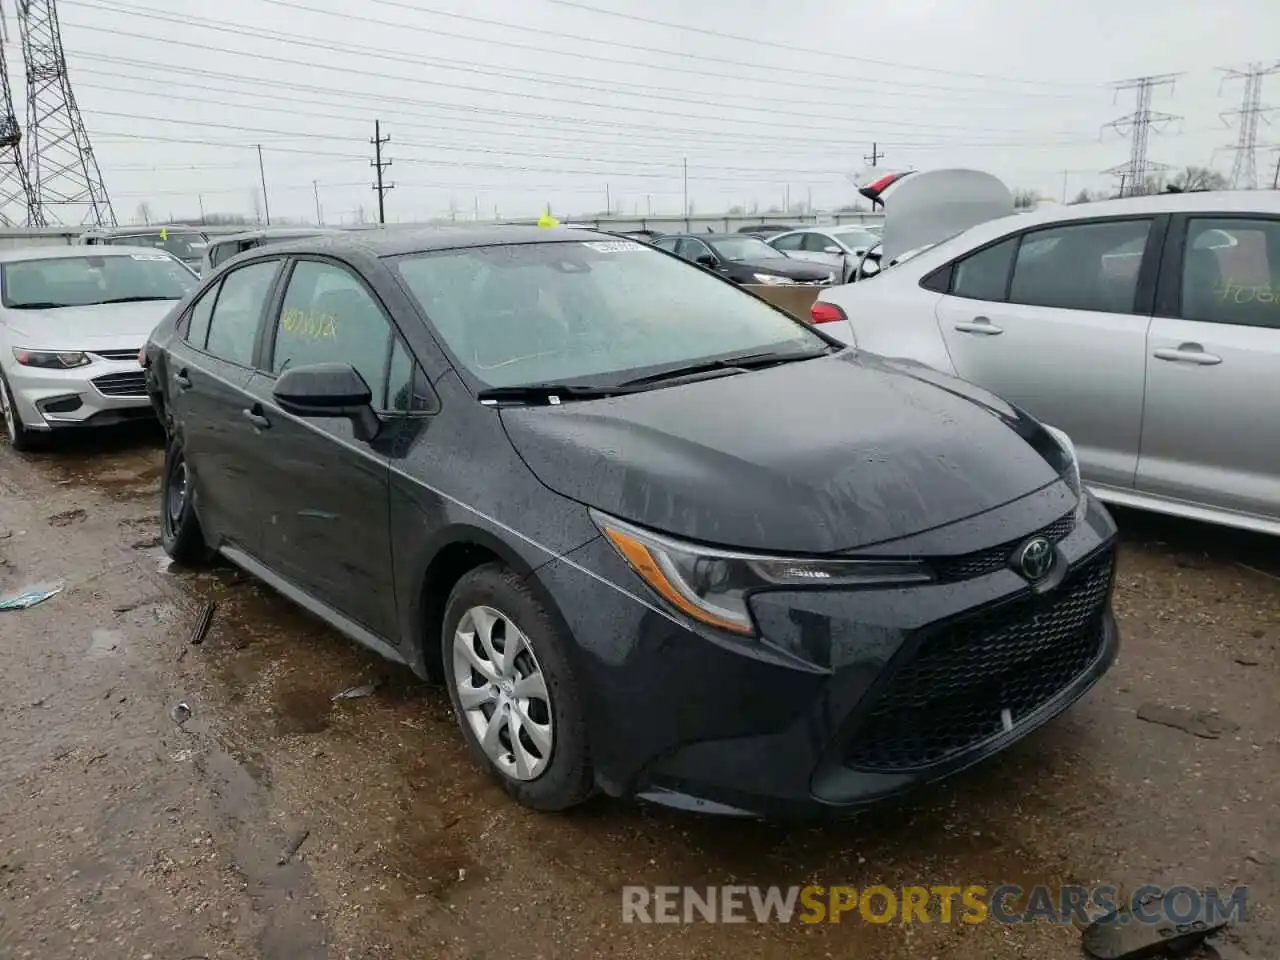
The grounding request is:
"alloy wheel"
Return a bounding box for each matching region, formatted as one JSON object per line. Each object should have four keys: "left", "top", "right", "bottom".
{"left": 451, "top": 605, "right": 554, "bottom": 781}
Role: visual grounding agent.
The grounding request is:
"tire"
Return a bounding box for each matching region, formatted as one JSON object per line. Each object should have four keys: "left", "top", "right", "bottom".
{"left": 160, "top": 439, "right": 212, "bottom": 565}
{"left": 0, "top": 370, "right": 39, "bottom": 452}
{"left": 442, "top": 563, "right": 594, "bottom": 811}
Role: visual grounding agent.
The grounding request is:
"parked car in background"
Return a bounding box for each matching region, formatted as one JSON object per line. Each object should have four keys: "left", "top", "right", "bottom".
{"left": 814, "top": 189, "right": 1280, "bottom": 537}
{"left": 79, "top": 226, "right": 208, "bottom": 275}
{"left": 767, "top": 225, "right": 884, "bottom": 282}
{"left": 0, "top": 246, "right": 198, "bottom": 449}
{"left": 202, "top": 227, "right": 345, "bottom": 277}
{"left": 142, "top": 226, "right": 1116, "bottom": 818}
{"left": 653, "top": 233, "right": 833, "bottom": 285}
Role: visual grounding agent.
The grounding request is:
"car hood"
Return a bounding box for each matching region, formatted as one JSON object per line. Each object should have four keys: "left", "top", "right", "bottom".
{"left": 500, "top": 350, "right": 1062, "bottom": 553}
{"left": 732, "top": 256, "right": 831, "bottom": 280}
{"left": 1, "top": 299, "right": 179, "bottom": 351}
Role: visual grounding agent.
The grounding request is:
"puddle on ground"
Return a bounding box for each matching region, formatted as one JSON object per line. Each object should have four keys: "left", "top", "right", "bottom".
{"left": 273, "top": 686, "right": 334, "bottom": 735}
{"left": 86, "top": 628, "right": 124, "bottom": 657}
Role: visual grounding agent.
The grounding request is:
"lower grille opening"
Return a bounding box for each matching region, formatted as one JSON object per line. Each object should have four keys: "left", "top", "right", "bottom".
{"left": 843, "top": 550, "right": 1113, "bottom": 772}
{"left": 92, "top": 371, "right": 147, "bottom": 397}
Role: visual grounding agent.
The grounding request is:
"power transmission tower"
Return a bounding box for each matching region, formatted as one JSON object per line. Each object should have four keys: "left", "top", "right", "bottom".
{"left": 0, "top": 7, "right": 34, "bottom": 225}
{"left": 1103, "top": 74, "right": 1181, "bottom": 197}
{"left": 18, "top": 0, "right": 114, "bottom": 226}
{"left": 1219, "top": 61, "right": 1280, "bottom": 190}
{"left": 370, "top": 119, "right": 392, "bottom": 224}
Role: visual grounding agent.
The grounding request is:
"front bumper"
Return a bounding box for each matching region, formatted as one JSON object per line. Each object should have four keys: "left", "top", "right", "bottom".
{"left": 5, "top": 357, "right": 154, "bottom": 430}
{"left": 538, "top": 483, "right": 1119, "bottom": 819}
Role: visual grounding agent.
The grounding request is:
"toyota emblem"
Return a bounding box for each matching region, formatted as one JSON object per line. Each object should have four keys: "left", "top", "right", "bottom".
{"left": 1015, "top": 536, "right": 1055, "bottom": 581}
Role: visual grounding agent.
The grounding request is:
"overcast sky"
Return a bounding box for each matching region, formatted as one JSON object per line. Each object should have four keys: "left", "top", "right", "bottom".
{"left": 3, "top": 0, "right": 1279, "bottom": 224}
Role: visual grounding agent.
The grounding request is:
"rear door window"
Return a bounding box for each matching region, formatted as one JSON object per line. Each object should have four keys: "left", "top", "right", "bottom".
{"left": 950, "top": 237, "right": 1018, "bottom": 301}
{"left": 1008, "top": 219, "right": 1153, "bottom": 314}
{"left": 204, "top": 260, "right": 281, "bottom": 366}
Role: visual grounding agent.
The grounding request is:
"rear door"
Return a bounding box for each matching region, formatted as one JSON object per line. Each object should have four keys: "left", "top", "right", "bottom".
{"left": 934, "top": 215, "right": 1161, "bottom": 489}
{"left": 170, "top": 258, "right": 284, "bottom": 553}
{"left": 242, "top": 256, "right": 400, "bottom": 638}
{"left": 1136, "top": 213, "right": 1280, "bottom": 522}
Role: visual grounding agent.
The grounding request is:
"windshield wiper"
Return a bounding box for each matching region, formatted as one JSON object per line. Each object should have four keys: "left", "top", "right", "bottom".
{"left": 477, "top": 382, "right": 635, "bottom": 405}
{"left": 8, "top": 301, "right": 72, "bottom": 309}
{"left": 615, "top": 348, "right": 831, "bottom": 388}
{"left": 98, "top": 295, "right": 180, "bottom": 304}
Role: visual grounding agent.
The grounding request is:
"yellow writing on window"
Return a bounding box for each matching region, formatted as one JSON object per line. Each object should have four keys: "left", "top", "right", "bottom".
{"left": 281, "top": 307, "right": 339, "bottom": 339}
{"left": 1218, "top": 281, "right": 1279, "bottom": 306}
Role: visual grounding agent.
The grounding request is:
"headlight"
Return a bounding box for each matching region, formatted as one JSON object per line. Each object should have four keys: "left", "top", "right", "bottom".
{"left": 752, "top": 273, "right": 795, "bottom": 286}
{"left": 12, "top": 348, "right": 90, "bottom": 369}
{"left": 1042, "top": 423, "right": 1087, "bottom": 520}
{"left": 591, "top": 510, "right": 933, "bottom": 636}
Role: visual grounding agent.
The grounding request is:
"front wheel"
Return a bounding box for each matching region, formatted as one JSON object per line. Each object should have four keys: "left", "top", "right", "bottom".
{"left": 442, "top": 563, "right": 594, "bottom": 811}
{"left": 160, "top": 440, "right": 212, "bottom": 565}
{"left": 0, "top": 370, "right": 39, "bottom": 451}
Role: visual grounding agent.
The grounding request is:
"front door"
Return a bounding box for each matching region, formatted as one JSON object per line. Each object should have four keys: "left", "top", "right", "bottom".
{"left": 244, "top": 257, "right": 399, "bottom": 639}
{"left": 1137, "top": 214, "right": 1280, "bottom": 522}
{"left": 935, "top": 216, "right": 1157, "bottom": 490}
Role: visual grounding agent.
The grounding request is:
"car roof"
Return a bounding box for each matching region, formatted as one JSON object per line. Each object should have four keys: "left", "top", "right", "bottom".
{"left": 0, "top": 244, "right": 184, "bottom": 263}
{"left": 232, "top": 224, "right": 638, "bottom": 259}
{"left": 208, "top": 227, "right": 341, "bottom": 245}
{"left": 83, "top": 225, "right": 204, "bottom": 236}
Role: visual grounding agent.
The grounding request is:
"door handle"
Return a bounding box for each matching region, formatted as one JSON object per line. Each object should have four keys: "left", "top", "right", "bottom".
{"left": 173, "top": 369, "right": 191, "bottom": 389}
{"left": 1153, "top": 344, "right": 1222, "bottom": 366}
{"left": 241, "top": 407, "right": 271, "bottom": 430}
{"left": 954, "top": 317, "right": 1004, "bottom": 335}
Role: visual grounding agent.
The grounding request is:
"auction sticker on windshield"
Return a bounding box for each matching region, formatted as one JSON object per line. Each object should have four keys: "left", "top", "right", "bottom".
{"left": 130, "top": 254, "right": 172, "bottom": 261}
{"left": 581, "top": 241, "right": 645, "bottom": 253}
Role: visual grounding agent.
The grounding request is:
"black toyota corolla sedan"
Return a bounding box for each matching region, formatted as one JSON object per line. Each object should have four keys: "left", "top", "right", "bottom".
{"left": 142, "top": 226, "right": 1119, "bottom": 818}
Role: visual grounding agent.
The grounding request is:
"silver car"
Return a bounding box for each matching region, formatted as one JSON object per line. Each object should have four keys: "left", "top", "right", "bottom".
{"left": 767, "top": 225, "right": 883, "bottom": 282}
{"left": 79, "top": 226, "right": 208, "bottom": 276}
{"left": 815, "top": 188, "right": 1280, "bottom": 536}
{"left": 0, "top": 246, "right": 199, "bottom": 449}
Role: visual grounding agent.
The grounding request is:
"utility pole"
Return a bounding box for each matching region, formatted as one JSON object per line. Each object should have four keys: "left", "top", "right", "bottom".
{"left": 681, "top": 158, "right": 688, "bottom": 218}
{"left": 1062, "top": 170, "right": 1069, "bottom": 203}
{"left": 646, "top": 194, "right": 652, "bottom": 216}
{"left": 1103, "top": 74, "right": 1181, "bottom": 197}
{"left": 256, "top": 144, "right": 271, "bottom": 225}
{"left": 370, "top": 119, "right": 393, "bottom": 224}
{"left": 1220, "top": 61, "right": 1280, "bottom": 190}
{"left": 863, "top": 142, "right": 885, "bottom": 167}
{"left": 605, "top": 183, "right": 610, "bottom": 214}
{"left": 1272, "top": 148, "right": 1280, "bottom": 189}
{"left": 312, "top": 180, "right": 322, "bottom": 225}
{"left": 197, "top": 193, "right": 205, "bottom": 224}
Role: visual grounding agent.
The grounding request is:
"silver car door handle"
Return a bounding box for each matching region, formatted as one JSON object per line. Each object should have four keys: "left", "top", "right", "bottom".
{"left": 1153, "top": 346, "right": 1222, "bottom": 365}
{"left": 954, "top": 317, "right": 1003, "bottom": 335}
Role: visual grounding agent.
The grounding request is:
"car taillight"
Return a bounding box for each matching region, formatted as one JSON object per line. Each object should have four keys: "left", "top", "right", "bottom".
{"left": 809, "top": 301, "right": 847, "bottom": 325}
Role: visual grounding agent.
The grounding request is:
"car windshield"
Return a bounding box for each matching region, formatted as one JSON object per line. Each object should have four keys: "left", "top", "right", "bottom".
{"left": 1, "top": 253, "right": 198, "bottom": 308}
{"left": 832, "top": 227, "right": 880, "bottom": 248}
{"left": 705, "top": 236, "right": 778, "bottom": 261}
{"left": 392, "top": 240, "right": 825, "bottom": 389}
{"left": 104, "top": 231, "right": 207, "bottom": 261}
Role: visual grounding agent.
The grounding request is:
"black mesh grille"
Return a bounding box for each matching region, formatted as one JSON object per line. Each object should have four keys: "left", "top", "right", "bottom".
{"left": 92, "top": 371, "right": 147, "bottom": 397}
{"left": 931, "top": 513, "right": 1075, "bottom": 583}
{"left": 843, "top": 549, "right": 1113, "bottom": 772}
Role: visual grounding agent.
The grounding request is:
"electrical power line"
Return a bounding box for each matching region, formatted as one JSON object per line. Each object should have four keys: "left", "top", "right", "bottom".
{"left": 546, "top": 0, "right": 1101, "bottom": 89}
{"left": 52, "top": 9, "right": 1106, "bottom": 142}
{"left": 1103, "top": 74, "right": 1182, "bottom": 197}
{"left": 1220, "top": 61, "right": 1280, "bottom": 189}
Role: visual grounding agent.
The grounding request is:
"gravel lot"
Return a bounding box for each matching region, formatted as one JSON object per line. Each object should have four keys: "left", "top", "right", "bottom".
{"left": 1, "top": 424, "right": 1276, "bottom": 960}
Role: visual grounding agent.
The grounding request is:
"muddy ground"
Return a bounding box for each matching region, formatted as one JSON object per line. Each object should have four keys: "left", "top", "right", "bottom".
{"left": 0, "top": 424, "right": 1276, "bottom": 960}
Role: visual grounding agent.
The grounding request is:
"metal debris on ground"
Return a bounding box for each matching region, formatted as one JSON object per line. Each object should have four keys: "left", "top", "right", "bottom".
{"left": 1082, "top": 908, "right": 1228, "bottom": 959}
{"left": 331, "top": 681, "right": 381, "bottom": 702}
{"left": 188, "top": 601, "right": 216, "bottom": 645}
{"left": 0, "top": 582, "right": 64, "bottom": 611}
{"left": 1136, "top": 703, "right": 1240, "bottom": 739}
{"left": 277, "top": 829, "right": 311, "bottom": 865}
{"left": 169, "top": 702, "right": 192, "bottom": 725}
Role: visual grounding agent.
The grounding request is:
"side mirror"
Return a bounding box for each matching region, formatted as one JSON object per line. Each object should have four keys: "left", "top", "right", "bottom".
{"left": 859, "top": 259, "right": 881, "bottom": 278}
{"left": 273, "top": 362, "right": 381, "bottom": 442}
{"left": 823, "top": 245, "right": 843, "bottom": 255}
{"left": 695, "top": 253, "right": 717, "bottom": 267}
